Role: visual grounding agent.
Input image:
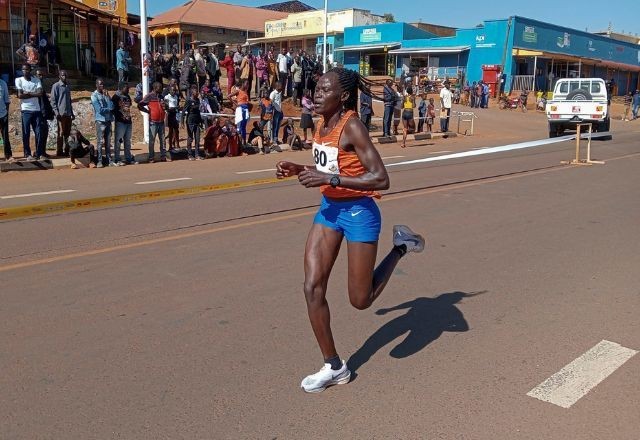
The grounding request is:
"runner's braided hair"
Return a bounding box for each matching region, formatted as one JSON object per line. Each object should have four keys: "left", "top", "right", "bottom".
{"left": 327, "top": 67, "right": 387, "bottom": 112}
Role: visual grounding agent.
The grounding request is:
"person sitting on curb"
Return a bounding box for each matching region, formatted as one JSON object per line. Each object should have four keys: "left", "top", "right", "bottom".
{"left": 283, "top": 118, "right": 304, "bottom": 151}
{"left": 203, "top": 117, "right": 223, "bottom": 158}
{"left": 248, "top": 120, "right": 268, "bottom": 154}
{"left": 68, "top": 128, "right": 97, "bottom": 169}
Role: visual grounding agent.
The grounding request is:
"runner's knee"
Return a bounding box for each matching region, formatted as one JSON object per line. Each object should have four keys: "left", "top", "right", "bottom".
{"left": 349, "top": 294, "right": 371, "bottom": 310}
{"left": 303, "top": 280, "right": 326, "bottom": 306}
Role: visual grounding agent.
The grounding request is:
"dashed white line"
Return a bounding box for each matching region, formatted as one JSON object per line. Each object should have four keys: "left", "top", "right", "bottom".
{"left": 0, "top": 190, "right": 76, "bottom": 200}
{"left": 134, "top": 178, "right": 193, "bottom": 185}
{"left": 527, "top": 340, "right": 637, "bottom": 408}
{"left": 236, "top": 168, "right": 277, "bottom": 175}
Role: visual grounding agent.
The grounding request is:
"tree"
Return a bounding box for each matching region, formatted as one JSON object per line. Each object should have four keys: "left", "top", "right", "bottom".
{"left": 383, "top": 13, "right": 395, "bottom": 23}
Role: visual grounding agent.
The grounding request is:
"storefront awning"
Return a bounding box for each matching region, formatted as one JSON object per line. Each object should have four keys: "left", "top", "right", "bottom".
{"left": 388, "top": 46, "right": 470, "bottom": 55}
{"left": 335, "top": 42, "right": 401, "bottom": 52}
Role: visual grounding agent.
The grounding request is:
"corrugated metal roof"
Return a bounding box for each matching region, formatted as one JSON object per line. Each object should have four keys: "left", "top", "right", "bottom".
{"left": 148, "top": 0, "right": 288, "bottom": 32}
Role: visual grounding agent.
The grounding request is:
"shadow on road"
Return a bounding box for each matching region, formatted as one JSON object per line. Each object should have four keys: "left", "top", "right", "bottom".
{"left": 348, "top": 290, "right": 486, "bottom": 376}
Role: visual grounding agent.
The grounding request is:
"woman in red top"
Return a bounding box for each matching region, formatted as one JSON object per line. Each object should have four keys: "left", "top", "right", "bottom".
{"left": 219, "top": 51, "right": 236, "bottom": 97}
{"left": 276, "top": 68, "right": 425, "bottom": 393}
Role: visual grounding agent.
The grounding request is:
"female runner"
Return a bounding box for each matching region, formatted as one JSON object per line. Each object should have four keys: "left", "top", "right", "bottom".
{"left": 276, "top": 68, "right": 425, "bottom": 393}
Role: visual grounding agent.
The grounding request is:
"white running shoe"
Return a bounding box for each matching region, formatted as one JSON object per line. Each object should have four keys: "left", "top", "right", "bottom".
{"left": 300, "top": 360, "right": 351, "bottom": 393}
{"left": 393, "top": 225, "right": 425, "bottom": 253}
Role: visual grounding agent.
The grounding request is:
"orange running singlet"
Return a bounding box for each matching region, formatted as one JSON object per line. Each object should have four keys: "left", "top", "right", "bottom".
{"left": 312, "top": 110, "right": 380, "bottom": 199}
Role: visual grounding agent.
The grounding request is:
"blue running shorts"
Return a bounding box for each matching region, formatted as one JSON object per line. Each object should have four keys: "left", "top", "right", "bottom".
{"left": 313, "top": 196, "right": 382, "bottom": 242}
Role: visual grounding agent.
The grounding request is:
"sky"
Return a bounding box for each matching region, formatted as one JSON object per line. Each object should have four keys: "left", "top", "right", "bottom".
{"left": 128, "top": 0, "right": 640, "bottom": 36}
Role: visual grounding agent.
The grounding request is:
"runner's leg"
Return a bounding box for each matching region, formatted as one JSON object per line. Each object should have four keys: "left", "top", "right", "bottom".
{"left": 346, "top": 241, "right": 402, "bottom": 310}
{"left": 303, "top": 224, "right": 344, "bottom": 359}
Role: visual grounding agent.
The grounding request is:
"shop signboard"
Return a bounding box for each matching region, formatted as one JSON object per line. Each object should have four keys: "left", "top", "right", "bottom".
{"left": 512, "top": 18, "right": 640, "bottom": 66}
{"left": 360, "top": 28, "right": 382, "bottom": 43}
{"left": 523, "top": 26, "right": 537, "bottom": 43}
{"left": 76, "top": 0, "right": 128, "bottom": 22}
{"left": 265, "top": 9, "right": 373, "bottom": 38}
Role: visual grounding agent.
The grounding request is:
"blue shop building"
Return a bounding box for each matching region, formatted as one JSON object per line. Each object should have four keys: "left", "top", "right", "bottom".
{"left": 341, "top": 17, "right": 640, "bottom": 96}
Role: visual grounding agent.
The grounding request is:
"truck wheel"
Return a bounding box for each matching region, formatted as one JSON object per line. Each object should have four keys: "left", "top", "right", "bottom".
{"left": 566, "top": 90, "right": 592, "bottom": 101}
{"left": 549, "top": 123, "right": 560, "bottom": 138}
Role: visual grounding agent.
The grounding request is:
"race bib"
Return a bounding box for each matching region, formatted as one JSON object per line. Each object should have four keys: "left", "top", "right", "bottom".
{"left": 312, "top": 142, "right": 339, "bottom": 174}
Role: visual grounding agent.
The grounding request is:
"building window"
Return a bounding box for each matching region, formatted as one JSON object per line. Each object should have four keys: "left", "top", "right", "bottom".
{"left": 217, "top": 28, "right": 225, "bottom": 35}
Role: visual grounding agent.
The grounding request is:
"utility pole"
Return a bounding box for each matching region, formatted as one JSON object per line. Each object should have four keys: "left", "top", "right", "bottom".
{"left": 140, "top": 0, "right": 149, "bottom": 143}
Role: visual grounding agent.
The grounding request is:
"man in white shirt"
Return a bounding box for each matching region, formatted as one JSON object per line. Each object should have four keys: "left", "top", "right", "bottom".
{"left": 269, "top": 82, "right": 283, "bottom": 144}
{"left": 15, "top": 63, "right": 44, "bottom": 160}
{"left": 439, "top": 81, "right": 453, "bottom": 133}
{"left": 276, "top": 48, "right": 289, "bottom": 98}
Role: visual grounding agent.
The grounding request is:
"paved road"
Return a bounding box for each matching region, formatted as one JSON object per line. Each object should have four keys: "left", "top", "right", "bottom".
{"left": 1, "top": 121, "right": 639, "bottom": 439}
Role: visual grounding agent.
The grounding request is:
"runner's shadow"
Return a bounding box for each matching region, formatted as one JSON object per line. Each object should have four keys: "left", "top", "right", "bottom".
{"left": 348, "top": 291, "right": 486, "bottom": 376}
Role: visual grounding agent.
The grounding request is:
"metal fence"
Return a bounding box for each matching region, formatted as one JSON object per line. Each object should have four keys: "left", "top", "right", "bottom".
{"left": 510, "top": 75, "right": 535, "bottom": 92}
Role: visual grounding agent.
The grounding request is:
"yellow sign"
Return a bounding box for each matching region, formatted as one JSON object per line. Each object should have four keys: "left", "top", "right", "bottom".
{"left": 265, "top": 9, "right": 366, "bottom": 38}
{"left": 75, "top": 0, "right": 128, "bottom": 22}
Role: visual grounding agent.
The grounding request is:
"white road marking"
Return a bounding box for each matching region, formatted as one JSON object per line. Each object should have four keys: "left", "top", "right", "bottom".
{"left": 0, "top": 190, "right": 76, "bottom": 199}
{"left": 527, "top": 340, "right": 637, "bottom": 408}
{"left": 429, "top": 150, "right": 452, "bottom": 154}
{"left": 134, "top": 178, "right": 193, "bottom": 185}
{"left": 236, "top": 168, "right": 277, "bottom": 175}
{"left": 381, "top": 155, "right": 405, "bottom": 159}
{"left": 387, "top": 133, "right": 604, "bottom": 167}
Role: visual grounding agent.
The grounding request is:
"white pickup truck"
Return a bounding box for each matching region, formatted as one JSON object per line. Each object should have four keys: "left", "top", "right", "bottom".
{"left": 545, "top": 78, "right": 610, "bottom": 137}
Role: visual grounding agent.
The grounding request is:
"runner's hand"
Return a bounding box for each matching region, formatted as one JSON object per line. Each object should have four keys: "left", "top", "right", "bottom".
{"left": 276, "top": 161, "right": 304, "bottom": 178}
{"left": 297, "top": 168, "right": 330, "bottom": 188}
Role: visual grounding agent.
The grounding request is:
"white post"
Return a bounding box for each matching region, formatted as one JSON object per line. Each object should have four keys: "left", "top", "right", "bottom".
{"left": 140, "top": 0, "right": 149, "bottom": 143}
{"left": 9, "top": 0, "right": 15, "bottom": 76}
{"left": 532, "top": 55, "right": 537, "bottom": 91}
{"left": 322, "top": 0, "right": 327, "bottom": 73}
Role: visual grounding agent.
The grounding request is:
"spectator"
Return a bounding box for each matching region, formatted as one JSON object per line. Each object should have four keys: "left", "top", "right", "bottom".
{"left": 269, "top": 81, "right": 283, "bottom": 144}
{"left": 359, "top": 89, "right": 373, "bottom": 131}
{"left": 248, "top": 120, "right": 267, "bottom": 154}
{"left": 229, "top": 79, "right": 250, "bottom": 144}
{"left": 259, "top": 90, "right": 274, "bottom": 141}
{"left": 111, "top": 82, "right": 135, "bottom": 165}
{"left": 16, "top": 35, "right": 39, "bottom": 70}
{"left": 164, "top": 84, "right": 181, "bottom": 150}
{"left": 34, "top": 68, "right": 54, "bottom": 158}
{"left": 417, "top": 93, "right": 427, "bottom": 133}
{"left": 267, "top": 51, "right": 278, "bottom": 90}
{"left": 632, "top": 90, "right": 640, "bottom": 120}
{"left": 205, "top": 47, "right": 220, "bottom": 84}
{"left": 138, "top": 81, "right": 168, "bottom": 163}
{"left": 426, "top": 97, "right": 435, "bottom": 133}
{"left": 277, "top": 48, "right": 289, "bottom": 98}
{"left": 283, "top": 118, "right": 303, "bottom": 150}
{"left": 219, "top": 120, "right": 241, "bottom": 157}
{"left": 90, "top": 77, "right": 114, "bottom": 167}
{"left": 401, "top": 86, "right": 415, "bottom": 148}
{"left": 254, "top": 50, "right": 268, "bottom": 97}
{"left": 623, "top": 92, "right": 632, "bottom": 121}
{"left": 439, "top": 81, "right": 453, "bottom": 133}
{"left": 15, "top": 63, "right": 43, "bottom": 161}
{"left": 116, "top": 42, "right": 132, "bottom": 85}
{"left": 210, "top": 80, "right": 224, "bottom": 106}
{"left": 167, "top": 46, "right": 180, "bottom": 81}
{"left": 481, "top": 81, "right": 489, "bottom": 108}
{"left": 393, "top": 83, "right": 403, "bottom": 136}
{"left": 153, "top": 47, "right": 166, "bottom": 85}
{"left": 51, "top": 70, "right": 74, "bottom": 157}
{"left": 382, "top": 79, "right": 395, "bottom": 137}
{"left": 240, "top": 53, "right": 255, "bottom": 100}
{"left": 219, "top": 51, "right": 236, "bottom": 96}
{"left": 68, "top": 128, "right": 96, "bottom": 169}
{"left": 300, "top": 88, "right": 315, "bottom": 145}
{"left": 469, "top": 81, "right": 477, "bottom": 108}
{"left": 194, "top": 47, "right": 207, "bottom": 88}
{"left": 0, "top": 74, "right": 13, "bottom": 162}
{"left": 182, "top": 84, "right": 204, "bottom": 160}
{"left": 233, "top": 45, "right": 244, "bottom": 82}
{"left": 203, "top": 117, "right": 222, "bottom": 158}
{"left": 291, "top": 55, "right": 303, "bottom": 106}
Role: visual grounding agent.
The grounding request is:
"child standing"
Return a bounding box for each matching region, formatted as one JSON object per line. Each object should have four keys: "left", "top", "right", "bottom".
{"left": 259, "top": 91, "right": 274, "bottom": 142}
{"left": 427, "top": 97, "right": 436, "bottom": 133}
{"left": 164, "top": 84, "right": 181, "bottom": 150}
{"left": 182, "top": 85, "right": 204, "bottom": 160}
